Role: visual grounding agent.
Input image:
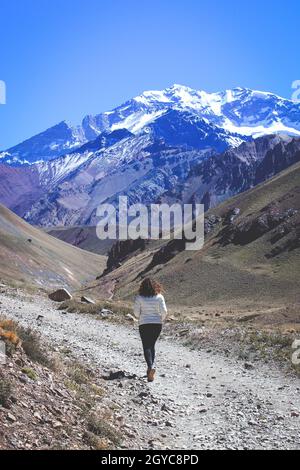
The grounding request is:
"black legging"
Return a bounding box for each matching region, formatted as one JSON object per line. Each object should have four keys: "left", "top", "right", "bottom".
{"left": 139, "top": 323, "right": 162, "bottom": 370}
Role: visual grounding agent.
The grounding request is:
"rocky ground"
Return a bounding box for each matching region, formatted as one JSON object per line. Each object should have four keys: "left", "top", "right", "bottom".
{"left": 1, "top": 287, "right": 300, "bottom": 450}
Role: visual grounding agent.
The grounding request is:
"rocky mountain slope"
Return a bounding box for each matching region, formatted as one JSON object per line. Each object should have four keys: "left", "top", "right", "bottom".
{"left": 0, "top": 163, "right": 42, "bottom": 216}
{"left": 1, "top": 128, "right": 299, "bottom": 230}
{"left": 178, "top": 134, "right": 300, "bottom": 209}
{"left": 0, "top": 204, "right": 106, "bottom": 290}
{"left": 45, "top": 225, "right": 114, "bottom": 255}
{"left": 23, "top": 135, "right": 300, "bottom": 232}
{"left": 0, "top": 115, "right": 220, "bottom": 225}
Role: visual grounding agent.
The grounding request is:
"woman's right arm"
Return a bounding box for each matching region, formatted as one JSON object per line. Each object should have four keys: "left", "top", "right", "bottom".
{"left": 159, "top": 295, "right": 168, "bottom": 321}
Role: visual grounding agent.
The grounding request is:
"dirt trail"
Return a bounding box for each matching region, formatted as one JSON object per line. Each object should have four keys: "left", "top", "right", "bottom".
{"left": 1, "top": 290, "right": 300, "bottom": 450}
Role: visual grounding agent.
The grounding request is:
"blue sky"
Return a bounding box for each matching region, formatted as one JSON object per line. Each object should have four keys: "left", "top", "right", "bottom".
{"left": 0, "top": 0, "right": 299, "bottom": 149}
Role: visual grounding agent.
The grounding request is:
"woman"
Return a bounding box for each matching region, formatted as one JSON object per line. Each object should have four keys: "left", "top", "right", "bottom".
{"left": 134, "top": 278, "right": 168, "bottom": 382}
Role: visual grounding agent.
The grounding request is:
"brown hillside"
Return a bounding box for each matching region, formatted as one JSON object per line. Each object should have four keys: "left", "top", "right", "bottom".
{"left": 0, "top": 204, "right": 106, "bottom": 290}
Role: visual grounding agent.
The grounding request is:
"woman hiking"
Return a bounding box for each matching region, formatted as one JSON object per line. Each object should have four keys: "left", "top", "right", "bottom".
{"left": 134, "top": 278, "right": 168, "bottom": 382}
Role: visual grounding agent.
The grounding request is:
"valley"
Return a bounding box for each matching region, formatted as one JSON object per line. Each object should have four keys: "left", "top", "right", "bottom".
{"left": 0, "top": 83, "right": 300, "bottom": 451}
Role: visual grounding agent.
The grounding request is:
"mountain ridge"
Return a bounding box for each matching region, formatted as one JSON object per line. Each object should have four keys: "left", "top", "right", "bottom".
{"left": 2, "top": 134, "right": 298, "bottom": 229}
{"left": 1, "top": 85, "right": 300, "bottom": 230}
{"left": 2, "top": 84, "right": 300, "bottom": 166}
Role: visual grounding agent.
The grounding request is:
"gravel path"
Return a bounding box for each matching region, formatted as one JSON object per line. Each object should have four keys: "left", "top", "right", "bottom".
{"left": 1, "top": 290, "right": 300, "bottom": 450}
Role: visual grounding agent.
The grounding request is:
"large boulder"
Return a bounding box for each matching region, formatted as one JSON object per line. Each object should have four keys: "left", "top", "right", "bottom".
{"left": 100, "top": 308, "right": 114, "bottom": 318}
{"left": 48, "top": 289, "right": 72, "bottom": 302}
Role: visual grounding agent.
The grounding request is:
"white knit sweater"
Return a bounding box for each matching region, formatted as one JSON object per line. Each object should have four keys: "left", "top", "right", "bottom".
{"left": 134, "top": 294, "right": 168, "bottom": 325}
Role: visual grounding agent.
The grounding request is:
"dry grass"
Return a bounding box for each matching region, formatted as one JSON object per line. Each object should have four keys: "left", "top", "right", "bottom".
{"left": 64, "top": 360, "right": 103, "bottom": 412}
{"left": 66, "top": 362, "right": 93, "bottom": 385}
{"left": 0, "top": 318, "right": 21, "bottom": 354}
{"left": 87, "top": 412, "right": 122, "bottom": 447}
{"left": 239, "top": 328, "right": 295, "bottom": 364}
{"left": 16, "top": 326, "right": 54, "bottom": 367}
{"left": 0, "top": 319, "right": 18, "bottom": 331}
{"left": 0, "top": 318, "right": 20, "bottom": 344}
{"left": 58, "top": 299, "right": 133, "bottom": 317}
{"left": 0, "top": 329, "right": 20, "bottom": 346}
{"left": 83, "top": 431, "right": 111, "bottom": 450}
{"left": 0, "top": 317, "right": 58, "bottom": 368}
{"left": 0, "top": 314, "right": 119, "bottom": 450}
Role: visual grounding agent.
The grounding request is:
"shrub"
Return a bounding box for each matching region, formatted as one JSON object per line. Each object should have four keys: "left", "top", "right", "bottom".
{"left": 0, "top": 319, "right": 17, "bottom": 331}
{"left": 0, "top": 318, "right": 21, "bottom": 348}
{"left": 0, "top": 329, "right": 20, "bottom": 346}
{"left": 21, "top": 367, "right": 38, "bottom": 381}
{"left": 16, "top": 326, "right": 52, "bottom": 367}
{"left": 0, "top": 318, "right": 21, "bottom": 357}
{"left": 87, "top": 413, "right": 122, "bottom": 446}
{"left": 83, "top": 430, "right": 110, "bottom": 450}
{"left": 67, "top": 363, "right": 91, "bottom": 385}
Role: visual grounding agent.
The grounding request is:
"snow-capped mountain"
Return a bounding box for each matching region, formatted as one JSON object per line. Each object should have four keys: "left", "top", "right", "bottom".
{"left": 1, "top": 132, "right": 300, "bottom": 228}
{"left": 3, "top": 132, "right": 299, "bottom": 228}
{"left": 1, "top": 110, "right": 244, "bottom": 226}
{"left": 82, "top": 84, "right": 300, "bottom": 139}
{"left": 21, "top": 131, "right": 214, "bottom": 226}
{"left": 145, "top": 109, "right": 245, "bottom": 151}
{"left": 0, "top": 121, "right": 86, "bottom": 165}
{"left": 0, "top": 128, "right": 136, "bottom": 218}
{"left": 1, "top": 84, "right": 300, "bottom": 229}
{"left": 2, "top": 84, "right": 300, "bottom": 166}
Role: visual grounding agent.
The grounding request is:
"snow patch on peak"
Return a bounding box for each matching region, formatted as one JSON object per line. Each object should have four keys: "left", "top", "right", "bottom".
{"left": 111, "top": 109, "right": 166, "bottom": 133}
{"left": 134, "top": 91, "right": 171, "bottom": 104}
